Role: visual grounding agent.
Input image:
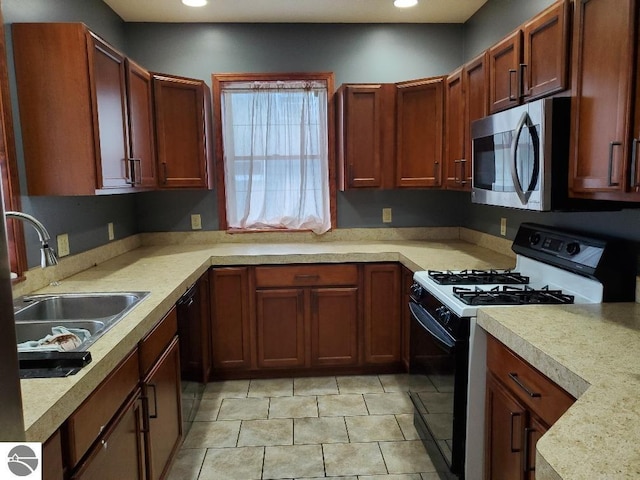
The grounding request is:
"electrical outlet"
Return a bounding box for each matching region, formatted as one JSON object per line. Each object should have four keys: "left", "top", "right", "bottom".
{"left": 57, "top": 233, "right": 70, "bottom": 257}
{"left": 191, "top": 214, "right": 202, "bottom": 230}
{"left": 382, "top": 208, "right": 392, "bottom": 223}
{"left": 500, "top": 217, "right": 507, "bottom": 236}
{"left": 108, "top": 222, "right": 114, "bottom": 241}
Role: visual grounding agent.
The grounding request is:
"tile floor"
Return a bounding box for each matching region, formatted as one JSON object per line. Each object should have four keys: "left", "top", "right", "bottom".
{"left": 169, "top": 374, "right": 452, "bottom": 480}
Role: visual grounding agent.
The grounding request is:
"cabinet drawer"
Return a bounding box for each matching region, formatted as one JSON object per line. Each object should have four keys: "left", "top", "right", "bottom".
{"left": 66, "top": 349, "right": 140, "bottom": 467}
{"left": 487, "top": 335, "right": 574, "bottom": 425}
{"left": 255, "top": 264, "right": 358, "bottom": 287}
{"left": 139, "top": 306, "right": 178, "bottom": 376}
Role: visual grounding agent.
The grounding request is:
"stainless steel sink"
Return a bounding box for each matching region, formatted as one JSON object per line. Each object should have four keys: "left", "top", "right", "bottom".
{"left": 14, "top": 292, "right": 150, "bottom": 351}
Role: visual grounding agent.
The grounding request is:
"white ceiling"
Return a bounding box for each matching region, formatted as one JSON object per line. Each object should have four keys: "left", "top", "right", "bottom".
{"left": 102, "top": 0, "right": 488, "bottom": 24}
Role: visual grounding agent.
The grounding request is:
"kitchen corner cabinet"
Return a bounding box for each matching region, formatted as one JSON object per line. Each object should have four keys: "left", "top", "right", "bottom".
{"left": 336, "top": 83, "right": 396, "bottom": 190}
{"left": 488, "top": 0, "right": 569, "bottom": 113}
{"left": 254, "top": 264, "right": 359, "bottom": 368}
{"left": 485, "top": 335, "right": 574, "bottom": 480}
{"left": 12, "top": 23, "right": 153, "bottom": 195}
{"left": 210, "top": 267, "right": 253, "bottom": 371}
{"left": 177, "top": 272, "right": 212, "bottom": 382}
{"left": 396, "top": 77, "right": 444, "bottom": 187}
{"left": 153, "top": 74, "right": 214, "bottom": 189}
{"left": 363, "top": 263, "right": 401, "bottom": 364}
{"left": 444, "top": 69, "right": 467, "bottom": 190}
{"left": 569, "top": 0, "right": 640, "bottom": 201}
{"left": 400, "top": 266, "right": 413, "bottom": 370}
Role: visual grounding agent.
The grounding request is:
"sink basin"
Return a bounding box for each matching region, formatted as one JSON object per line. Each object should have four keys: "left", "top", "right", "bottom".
{"left": 14, "top": 292, "right": 150, "bottom": 351}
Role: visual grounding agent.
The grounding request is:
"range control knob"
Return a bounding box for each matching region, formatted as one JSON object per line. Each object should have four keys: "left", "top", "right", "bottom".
{"left": 410, "top": 283, "right": 423, "bottom": 298}
{"left": 529, "top": 233, "right": 541, "bottom": 246}
{"left": 566, "top": 242, "right": 581, "bottom": 256}
{"left": 436, "top": 306, "right": 451, "bottom": 325}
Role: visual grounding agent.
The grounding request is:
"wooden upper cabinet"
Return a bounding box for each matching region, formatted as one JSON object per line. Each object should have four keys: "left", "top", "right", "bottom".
{"left": 444, "top": 68, "right": 466, "bottom": 190}
{"left": 569, "top": 0, "right": 640, "bottom": 201}
{"left": 12, "top": 23, "right": 153, "bottom": 195}
{"left": 153, "top": 74, "right": 213, "bottom": 189}
{"left": 522, "top": 0, "right": 570, "bottom": 100}
{"left": 396, "top": 77, "right": 444, "bottom": 187}
{"left": 488, "top": 30, "right": 522, "bottom": 113}
{"left": 463, "top": 51, "right": 489, "bottom": 181}
{"left": 336, "top": 84, "right": 396, "bottom": 190}
{"left": 126, "top": 59, "right": 157, "bottom": 189}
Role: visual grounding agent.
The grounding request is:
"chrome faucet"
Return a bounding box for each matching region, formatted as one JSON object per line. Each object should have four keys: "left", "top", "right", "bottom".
{"left": 5, "top": 211, "right": 58, "bottom": 268}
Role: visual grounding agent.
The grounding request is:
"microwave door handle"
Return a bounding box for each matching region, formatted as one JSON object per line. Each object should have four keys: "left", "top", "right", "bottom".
{"left": 510, "top": 111, "right": 538, "bottom": 204}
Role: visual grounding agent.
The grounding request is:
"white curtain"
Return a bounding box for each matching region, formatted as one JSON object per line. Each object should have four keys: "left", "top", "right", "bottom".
{"left": 221, "top": 80, "right": 331, "bottom": 234}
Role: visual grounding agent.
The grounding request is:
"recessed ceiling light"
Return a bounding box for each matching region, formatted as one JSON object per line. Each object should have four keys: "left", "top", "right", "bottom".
{"left": 394, "top": 0, "right": 418, "bottom": 7}
{"left": 182, "top": 0, "right": 207, "bottom": 7}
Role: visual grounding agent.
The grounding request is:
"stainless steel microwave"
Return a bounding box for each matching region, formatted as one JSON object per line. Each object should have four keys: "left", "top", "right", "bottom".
{"left": 471, "top": 97, "right": 570, "bottom": 211}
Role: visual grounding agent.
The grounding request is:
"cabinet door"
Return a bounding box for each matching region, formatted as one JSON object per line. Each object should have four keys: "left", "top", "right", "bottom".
{"left": 400, "top": 267, "right": 413, "bottom": 371}
{"left": 489, "top": 30, "right": 522, "bottom": 113}
{"left": 569, "top": 0, "right": 638, "bottom": 200}
{"left": 396, "top": 78, "right": 444, "bottom": 187}
{"left": 87, "top": 33, "right": 130, "bottom": 190}
{"left": 210, "top": 267, "right": 252, "bottom": 370}
{"left": 178, "top": 273, "right": 212, "bottom": 383}
{"left": 337, "top": 84, "right": 395, "bottom": 189}
{"left": 310, "top": 287, "right": 358, "bottom": 366}
{"left": 72, "top": 392, "right": 145, "bottom": 480}
{"left": 363, "top": 263, "right": 401, "bottom": 364}
{"left": 126, "top": 59, "right": 157, "bottom": 188}
{"left": 43, "top": 430, "right": 64, "bottom": 480}
{"left": 522, "top": 0, "right": 569, "bottom": 100}
{"left": 153, "top": 75, "right": 209, "bottom": 188}
{"left": 463, "top": 51, "right": 488, "bottom": 187}
{"left": 255, "top": 289, "right": 306, "bottom": 368}
{"left": 485, "top": 373, "right": 526, "bottom": 480}
{"left": 524, "top": 415, "right": 547, "bottom": 480}
{"left": 144, "top": 337, "right": 182, "bottom": 480}
{"left": 444, "top": 69, "right": 467, "bottom": 190}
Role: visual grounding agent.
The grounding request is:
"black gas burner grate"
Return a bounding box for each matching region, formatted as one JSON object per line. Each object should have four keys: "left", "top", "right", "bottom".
{"left": 428, "top": 269, "right": 530, "bottom": 286}
{"left": 453, "top": 285, "right": 575, "bottom": 306}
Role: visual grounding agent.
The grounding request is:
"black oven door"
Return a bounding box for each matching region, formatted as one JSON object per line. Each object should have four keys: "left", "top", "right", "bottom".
{"left": 408, "top": 298, "right": 469, "bottom": 479}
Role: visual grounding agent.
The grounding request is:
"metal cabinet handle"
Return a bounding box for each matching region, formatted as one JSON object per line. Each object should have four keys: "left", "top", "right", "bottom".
{"left": 631, "top": 139, "right": 640, "bottom": 188}
{"left": 459, "top": 159, "right": 467, "bottom": 185}
{"left": 519, "top": 63, "right": 530, "bottom": 98}
{"left": 508, "top": 372, "right": 541, "bottom": 398}
{"left": 434, "top": 160, "right": 440, "bottom": 183}
{"left": 508, "top": 69, "right": 517, "bottom": 101}
{"left": 148, "top": 383, "right": 158, "bottom": 419}
{"left": 524, "top": 427, "right": 536, "bottom": 473}
{"left": 454, "top": 159, "right": 462, "bottom": 184}
{"left": 162, "top": 162, "right": 168, "bottom": 185}
{"left": 510, "top": 411, "right": 522, "bottom": 453}
{"left": 608, "top": 141, "right": 622, "bottom": 187}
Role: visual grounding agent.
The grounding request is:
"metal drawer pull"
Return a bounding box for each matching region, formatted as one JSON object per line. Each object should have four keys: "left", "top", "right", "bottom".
{"left": 508, "top": 372, "right": 541, "bottom": 398}
{"left": 294, "top": 274, "right": 320, "bottom": 281}
{"left": 608, "top": 141, "right": 622, "bottom": 187}
{"left": 510, "top": 411, "right": 522, "bottom": 453}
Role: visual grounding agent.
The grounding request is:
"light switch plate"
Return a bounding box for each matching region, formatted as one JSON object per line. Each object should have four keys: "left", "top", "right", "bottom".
{"left": 500, "top": 218, "right": 507, "bottom": 236}
{"left": 191, "top": 214, "right": 202, "bottom": 230}
{"left": 57, "top": 233, "right": 70, "bottom": 257}
{"left": 382, "top": 208, "right": 392, "bottom": 223}
{"left": 108, "top": 222, "right": 114, "bottom": 241}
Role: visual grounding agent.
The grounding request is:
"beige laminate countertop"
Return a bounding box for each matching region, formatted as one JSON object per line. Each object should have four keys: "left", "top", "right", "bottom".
{"left": 19, "top": 238, "right": 514, "bottom": 443}
{"left": 478, "top": 304, "right": 640, "bottom": 480}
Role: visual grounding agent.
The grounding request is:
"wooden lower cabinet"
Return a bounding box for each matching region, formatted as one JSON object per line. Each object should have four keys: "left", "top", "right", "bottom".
{"left": 400, "top": 267, "right": 413, "bottom": 370}
{"left": 43, "top": 430, "right": 65, "bottom": 480}
{"left": 255, "top": 288, "right": 305, "bottom": 368}
{"left": 363, "top": 263, "right": 401, "bottom": 364}
{"left": 485, "top": 335, "right": 574, "bottom": 479}
{"left": 311, "top": 287, "right": 359, "bottom": 366}
{"left": 210, "top": 267, "right": 252, "bottom": 371}
{"left": 143, "top": 337, "right": 182, "bottom": 480}
{"left": 71, "top": 391, "right": 146, "bottom": 480}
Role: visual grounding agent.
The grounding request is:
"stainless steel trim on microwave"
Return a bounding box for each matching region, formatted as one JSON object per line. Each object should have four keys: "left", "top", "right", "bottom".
{"left": 510, "top": 111, "right": 540, "bottom": 205}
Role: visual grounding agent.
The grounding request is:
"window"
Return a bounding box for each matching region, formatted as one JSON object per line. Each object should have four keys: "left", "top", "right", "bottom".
{"left": 213, "top": 73, "right": 335, "bottom": 234}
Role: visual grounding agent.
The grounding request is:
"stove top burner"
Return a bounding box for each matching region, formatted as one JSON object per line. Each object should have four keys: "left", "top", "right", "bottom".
{"left": 453, "top": 285, "right": 575, "bottom": 306}
{"left": 428, "top": 269, "right": 530, "bottom": 286}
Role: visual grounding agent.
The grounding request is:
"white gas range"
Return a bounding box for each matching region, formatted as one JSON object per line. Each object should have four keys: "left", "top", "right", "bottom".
{"left": 407, "top": 223, "right": 636, "bottom": 480}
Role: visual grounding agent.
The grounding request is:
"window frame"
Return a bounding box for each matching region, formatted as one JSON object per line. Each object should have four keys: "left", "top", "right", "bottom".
{"left": 212, "top": 72, "right": 337, "bottom": 232}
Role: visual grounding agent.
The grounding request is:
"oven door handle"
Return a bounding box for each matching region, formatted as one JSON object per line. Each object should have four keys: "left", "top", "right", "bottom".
{"left": 409, "top": 301, "right": 456, "bottom": 352}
